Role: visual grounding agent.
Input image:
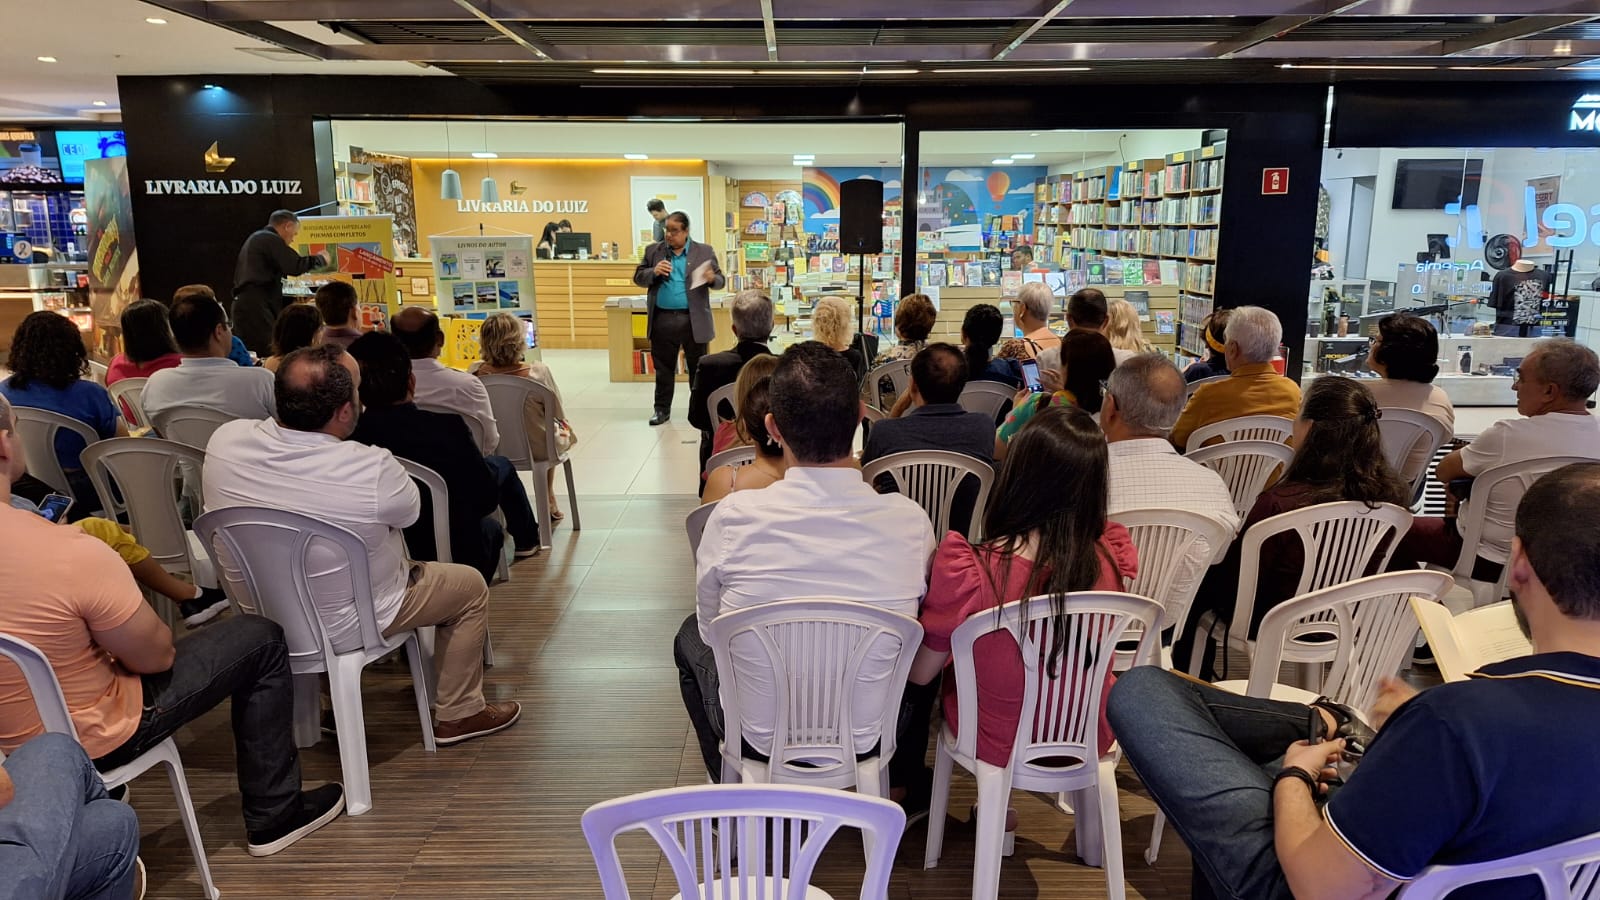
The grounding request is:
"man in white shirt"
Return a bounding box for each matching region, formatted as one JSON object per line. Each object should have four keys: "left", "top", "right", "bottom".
{"left": 390, "top": 307, "right": 499, "bottom": 455}
{"left": 142, "top": 290, "right": 275, "bottom": 427}
{"left": 204, "top": 344, "right": 520, "bottom": 746}
{"left": 1103, "top": 354, "right": 1240, "bottom": 620}
{"left": 1395, "top": 337, "right": 1600, "bottom": 576}
{"left": 674, "top": 341, "right": 937, "bottom": 782}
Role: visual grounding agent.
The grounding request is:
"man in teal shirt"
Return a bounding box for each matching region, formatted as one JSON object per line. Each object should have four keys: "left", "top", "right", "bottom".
{"left": 633, "top": 211, "right": 726, "bottom": 425}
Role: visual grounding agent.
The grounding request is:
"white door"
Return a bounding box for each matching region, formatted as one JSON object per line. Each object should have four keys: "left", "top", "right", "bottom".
{"left": 630, "top": 177, "right": 706, "bottom": 258}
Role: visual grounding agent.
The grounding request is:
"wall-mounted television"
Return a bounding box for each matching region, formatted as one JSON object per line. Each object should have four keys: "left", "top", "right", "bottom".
{"left": 55, "top": 130, "right": 127, "bottom": 183}
{"left": 1392, "top": 158, "right": 1483, "bottom": 210}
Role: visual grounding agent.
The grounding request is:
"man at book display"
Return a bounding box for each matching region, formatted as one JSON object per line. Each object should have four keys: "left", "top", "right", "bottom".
{"left": 1108, "top": 461, "right": 1600, "bottom": 900}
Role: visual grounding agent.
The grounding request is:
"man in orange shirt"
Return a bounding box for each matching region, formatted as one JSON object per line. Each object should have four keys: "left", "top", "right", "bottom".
{"left": 1169, "top": 305, "right": 1302, "bottom": 451}
{"left": 0, "top": 392, "right": 344, "bottom": 858}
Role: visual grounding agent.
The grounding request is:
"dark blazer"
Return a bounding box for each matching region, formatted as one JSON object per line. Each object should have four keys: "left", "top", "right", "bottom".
{"left": 688, "top": 340, "right": 772, "bottom": 432}
{"left": 351, "top": 403, "right": 500, "bottom": 576}
{"left": 231, "top": 227, "right": 321, "bottom": 352}
{"left": 632, "top": 238, "right": 726, "bottom": 344}
{"left": 861, "top": 402, "right": 996, "bottom": 468}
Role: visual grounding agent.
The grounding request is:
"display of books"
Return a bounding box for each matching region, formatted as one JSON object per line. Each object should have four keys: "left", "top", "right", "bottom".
{"left": 1087, "top": 262, "right": 1107, "bottom": 285}
{"left": 741, "top": 191, "right": 771, "bottom": 207}
{"left": 1142, "top": 259, "right": 1162, "bottom": 284}
{"left": 948, "top": 263, "right": 966, "bottom": 287}
{"left": 965, "top": 262, "right": 984, "bottom": 286}
{"left": 743, "top": 242, "right": 771, "bottom": 262}
{"left": 1155, "top": 311, "right": 1176, "bottom": 335}
{"left": 1125, "top": 290, "right": 1150, "bottom": 317}
{"left": 1122, "top": 259, "right": 1143, "bottom": 285}
{"left": 981, "top": 260, "right": 1001, "bottom": 286}
{"left": 1000, "top": 271, "right": 1023, "bottom": 298}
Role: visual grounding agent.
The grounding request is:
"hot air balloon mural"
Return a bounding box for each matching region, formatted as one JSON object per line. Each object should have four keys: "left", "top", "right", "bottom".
{"left": 986, "top": 170, "right": 1010, "bottom": 203}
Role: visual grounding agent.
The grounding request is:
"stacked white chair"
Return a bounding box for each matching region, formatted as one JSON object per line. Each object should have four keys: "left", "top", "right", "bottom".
{"left": 1112, "top": 508, "right": 1237, "bottom": 670}
{"left": 150, "top": 406, "right": 234, "bottom": 450}
{"left": 861, "top": 449, "right": 995, "bottom": 541}
{"left": 10, "top": 406, "right": 100, "bottom": 503}
{"left": 1187, "top": 440, "right": 1296, "bottom": 520}
{"left": 1183, "top": 414, "right": 1295, "bottom": 453}
{"left": 478, "top": 374, "right": 582, "bottom": 550}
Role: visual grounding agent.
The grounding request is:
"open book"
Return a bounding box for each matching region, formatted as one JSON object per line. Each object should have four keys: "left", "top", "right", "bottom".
{"left": 1410, "top": 598, "right": 1533, "bottom": 683}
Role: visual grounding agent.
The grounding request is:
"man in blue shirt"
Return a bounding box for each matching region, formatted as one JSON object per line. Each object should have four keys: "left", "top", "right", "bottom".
{"left": 633, "top": 211, "right": 725, "bottom": 426}
{"left": 1109, "top": 461, "right": 1600, "bottom": 900}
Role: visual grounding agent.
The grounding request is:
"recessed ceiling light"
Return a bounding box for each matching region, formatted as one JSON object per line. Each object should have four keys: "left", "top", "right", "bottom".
{"left": 592, "top": 68, "right": 758, "bottom": 75}
{"left": 203, "top": 83, "right": 219, "bottom": 89}
{"left": 624, "top": 153, "right": 649, "bottom": 160}
{"left": 1010, "top": 153, "right": 1036, "bottom": 160}
{"left": 1445, "top": 65, "right": 1545, "bottom": 71}
{"left": 37, "top": 56, "right": 57, "bottom": 63}
{"left": 92, "top": 100, "right": 107, "bottom": 107}
{"left": 145, "top": 17, "right": 167, "bottom": 24}
{"left": 759, "top": 69, "right": 858, "bottom": 76}
{"left": 1279, "top": 63, "right": 1437, "bottom": 70}
{"left": 793, "top": 154, "right": 815, "bottom": 159}
{"left": 865, "top": 68, "right": 918, "bottom": 75}
{"left": 470, "top": 151, "right": 498, "bottom": 159}
{"left": 991, "top": 158, "right": 1015, "bottom": 165}
{"left": 930, "top": 66, "right": 1088, "bottom": 74}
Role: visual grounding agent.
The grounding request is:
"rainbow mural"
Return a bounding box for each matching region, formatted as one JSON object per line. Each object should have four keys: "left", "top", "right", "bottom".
{"left": 802, "top": 167, "right": 902, "bottom": 234}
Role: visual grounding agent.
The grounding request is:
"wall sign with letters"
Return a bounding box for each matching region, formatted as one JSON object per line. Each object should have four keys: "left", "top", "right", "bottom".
{"left": 454, "top": 198, "right": 588, "bottom": 214}
{"left": 142, "top": 179, "right": 303, "bottom": 196}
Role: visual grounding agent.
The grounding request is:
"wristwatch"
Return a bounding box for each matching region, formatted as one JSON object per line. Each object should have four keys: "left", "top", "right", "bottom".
{"left": 1274, "top": 766, "right": 1320, "bottom": 797}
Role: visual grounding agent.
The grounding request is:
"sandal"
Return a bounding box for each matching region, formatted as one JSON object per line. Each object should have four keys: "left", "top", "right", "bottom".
{"left": 1308, "top": 696, "right": 1376, "bottom": 759}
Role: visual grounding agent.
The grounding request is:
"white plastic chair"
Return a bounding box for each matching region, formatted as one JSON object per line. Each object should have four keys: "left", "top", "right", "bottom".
{"left": 865, "top": 359, "right": 913, "bottom": 411}
{"left": 477, "top": 374, "right": 581, "bottom": 551}
{"left": 705, "top": 382, "right": 737, "bottom": 429}
{"left": 1433, "top": 455, "right": 1595, "bottom": 608}
{"left": 0, "top": 633, "right": 220, "bottom": 899}
{"left": 10, "top": 406, "right": 100, "bottom": 500}
{"left": 1146, "top": 570, "right": 1454, "bottom": 866}
{"left": 1397, "top": 829, "right": 1600, "bottom": 898}
{"left": 80, "top": 437, "right": 215, "bottom": 591}
{"left": 1377, "top": 408, "right": 1452, "bottom": 503}
{"left": 958, "top": 381, "right": 1015, "bottom": 425}
{"left": 1186, "top": 501, "right": 1414, "bottom": 679}
{"left": 396, "top": 459, "right": 498, "bottom": 671}
{"left": 860, "top": 449, "right": 996, "bottom": 542}
{"left": 581, "top": 783, "right": 906, "bottom": 900}
{"left": 107, "top": 377, "right": 151, "bottom": 430}
{"left": 924, "top": 591, "right": 1164, "bottom": 900}
{"left": 708, "top": 598, "right": 923, "bottom": 798}
{"left": 1184, "top": 373, "right": 1229, "bottom": 399}
{"left": 416, "top": 401, "right": 489, "bottom": 453}
{"left": 703, "top": 445, "right": 756, "bottom": 477}
{"left": 686, "top": 502, "right": 717, "bottom": 560}
{"left": 1111, "top": 508, "right": 1237, "bottom": 670}
{"left": 88, "top": 359, "right": 109, "bottom": 386}
{"left": 151, "top": 405, "right": 234, "bottom": 450}
{"left": 1183, "top": 414, "right": 1295, "bottom": 453}
{"left": 1187, "top": 440, "right": 1296, "bottom": 520}
{"left": 191, "top": 507, "right": 436, "bottom": 816}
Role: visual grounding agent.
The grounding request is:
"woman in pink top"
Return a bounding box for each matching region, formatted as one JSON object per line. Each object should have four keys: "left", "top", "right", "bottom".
{"left": 105, "top": 299, "right": 182, "bottom": 386}
{"left": 905, "top": 404, "right": 1138, "bottom": 824}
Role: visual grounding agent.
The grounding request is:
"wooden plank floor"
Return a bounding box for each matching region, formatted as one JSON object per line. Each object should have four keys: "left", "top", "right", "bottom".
{"left": 129, "top": 350, "right": 1201, "bottom": 899}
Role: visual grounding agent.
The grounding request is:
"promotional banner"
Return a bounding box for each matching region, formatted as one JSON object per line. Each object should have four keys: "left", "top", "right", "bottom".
{"left": 84, "top": 156, "right": 139, "bottom": 359}
{"left": 429, "top": 233, "right": 540, "bottom": 366}
{"left": 294, "top": 214, "right": 398, "bottom": 327}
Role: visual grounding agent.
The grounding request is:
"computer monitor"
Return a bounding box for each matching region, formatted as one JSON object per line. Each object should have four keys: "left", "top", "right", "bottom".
{"left": 555, "top": 232, "right": 591, "bottom": 258}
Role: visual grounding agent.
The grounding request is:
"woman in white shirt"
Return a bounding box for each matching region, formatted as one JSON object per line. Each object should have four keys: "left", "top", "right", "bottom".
{"left": 1365, "top": 313, "right": 1455, "bottom": 482}
{"left": 475, "top": 312, "right": 574, "bottom": 523}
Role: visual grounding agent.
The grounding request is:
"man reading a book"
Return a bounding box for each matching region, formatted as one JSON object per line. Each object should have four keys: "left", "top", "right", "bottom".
{"left": 1108, "top": 461, "right": 1600, "bottom": 900}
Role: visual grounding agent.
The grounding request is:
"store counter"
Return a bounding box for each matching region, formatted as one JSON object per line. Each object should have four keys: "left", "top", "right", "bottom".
{"left": 605, "top": 295, "right": 734, "bottom": 383}
{"left": 534, "top": 259, "right": 648, "bottom": 350}
{"left": 1305, "top": 334, "right": 1544, "bottom": 407}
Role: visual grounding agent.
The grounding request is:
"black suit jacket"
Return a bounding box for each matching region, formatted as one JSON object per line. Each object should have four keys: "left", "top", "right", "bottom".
{"left": 861, "top": 402, "right": 996, "bottom": 538}
{"left": 688, "top": 340, "right": 773, "bottom": 431}
{"left": 351, "top": 403, "right": 499, "bottom": 571}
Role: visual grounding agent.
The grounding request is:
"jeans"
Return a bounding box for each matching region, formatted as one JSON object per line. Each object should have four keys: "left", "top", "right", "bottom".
{"left": 484, "top": 454, "right": 540, "bottom": 551}
{"left": 95, "top": 614, "right": 302, "bottom": 834}
{"left": 650, "top": 310, "right": 706, "bottom": 414}
{"left": 0, "top": 733, "right": 139, "bottom": 900}
{"left": 1107, "top": 666, "right": 1314, "bottom": 900}
{"left": 674, "top": 614, "right": 725, "bottom": 781}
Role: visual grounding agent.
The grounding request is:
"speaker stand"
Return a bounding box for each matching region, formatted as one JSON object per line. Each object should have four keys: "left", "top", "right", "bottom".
{"left": 856, "top": 252, "right": 867, "bottom": 343}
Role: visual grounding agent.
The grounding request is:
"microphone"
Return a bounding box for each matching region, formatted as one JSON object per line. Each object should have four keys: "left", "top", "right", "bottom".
{"left": 293, "top": 201, "right": 341, "bottom": 215}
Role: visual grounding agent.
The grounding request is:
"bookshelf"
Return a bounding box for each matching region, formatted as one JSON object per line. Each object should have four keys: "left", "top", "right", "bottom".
{"left": 334, "top": 161, "right": 376, "bottom": 216}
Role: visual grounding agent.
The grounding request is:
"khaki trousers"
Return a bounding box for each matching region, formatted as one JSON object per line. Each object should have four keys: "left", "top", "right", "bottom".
{"left": 382, "top": 561, "right": 490, "bottom": 722}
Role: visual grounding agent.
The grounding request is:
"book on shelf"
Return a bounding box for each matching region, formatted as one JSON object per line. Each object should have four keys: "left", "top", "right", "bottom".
{"left": 1159, "top": 259, "right": 1183, "bottom": 285}
{"left": 965, "top": 262, "right": 984, "bottom": 286}
{"left": 981, "top": 260, "right": 1001, "bottom": 286}
{"left": 1142, "top": 259, "right": 1162, "bottom": 284}
{"left": 1154, "top": 311, "right": 1175, "bottom": 335}
{"left": 1121, "top": 259, "right": 1143, "bottom": 285}
{"left": 1410, "top": 598, "right": 1532, "bottom": 684}
{"left": 1087, "top": 262, "right": 1107, "bottom": 285}
{"left": 1000, "top": 271, "right": 1023, "bottom": 298}
{"left": 1124, "top": 290, "right": 1151, "bottom": 317}
{"left": 949, "top": 263, "right": 966, "bottom": 287}
{"left": 925, "top": 262, "right": 946, "bottom": 287}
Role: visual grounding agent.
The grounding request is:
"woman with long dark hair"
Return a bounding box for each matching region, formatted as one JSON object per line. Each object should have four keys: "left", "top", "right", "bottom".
{"left": 1177, "top": 376, "right": 1410, "bottom": 675}
{"left": 961, "top": 303, "right": 1022, "bottom": 387}
{"left": 107, "top": 298, "right": 182, "bottom": 385}
{"left": 0, "top": 310, "right": 127, "bottom": 514}
{"left": 261, "top": 303, "right": 323, "bottom": 373}
{"left": 536, "top": 221, "right": 561, "bottom": 258}
{"left": 896, "top": 405, "right": 1138, "bottom": 815}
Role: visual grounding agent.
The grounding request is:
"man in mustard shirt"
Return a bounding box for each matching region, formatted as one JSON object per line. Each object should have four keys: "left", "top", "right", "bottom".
{"left": 1170, "top": 305, "right": 1301, "bottom": 450}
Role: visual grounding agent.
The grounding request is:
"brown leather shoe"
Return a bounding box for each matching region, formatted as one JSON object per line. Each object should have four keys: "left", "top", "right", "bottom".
{"left": 435, "top": 701, "right": 522, "bottom": 746}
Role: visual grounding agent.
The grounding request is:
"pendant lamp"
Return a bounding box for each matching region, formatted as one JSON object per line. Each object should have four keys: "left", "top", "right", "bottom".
{"left": 441, "top": 121, "right": 462, "bottom": 201}
{"left": 479, "top": 122, "right": 500, "bottom": 203}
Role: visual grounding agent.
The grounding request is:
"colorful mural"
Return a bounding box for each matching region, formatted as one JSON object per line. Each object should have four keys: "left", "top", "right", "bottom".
{"left": 801, "top": 167, "right": 902, "bottom": 235}
{"left": 915, "top": 165, "right": 1047, "bottom": 233}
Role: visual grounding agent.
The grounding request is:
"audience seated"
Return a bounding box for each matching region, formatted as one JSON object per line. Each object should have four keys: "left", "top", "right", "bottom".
{"left": 1066, "top": 287, "right": 1109, "bottom": 337}
{"left": 1176, "top": 377, "right": 1409, "bottom": 675}
{"left": 313, "top": 281, "right": 364, "bottom": 350}
{"left": 701, "top": 356, "right": 782, "bottom": 506}
{"left": 812, "top": 296, "right": 867, "bottom": 381}
{"left": 203, "top": 344, "right": 521, "bottom": 745}
{"left": 995, "top": 345, "right": 1061, "bottom": 460}
{"left": 960, "top": 303, "right": 1022, "bottom": 388}
{"left": 898, "top": 404, "right": 1137, "bottom": 820}
{"left": 1391, "top": 337, "right": 1600, "bottom": 577}
{"left": 872, "top": 293, "right": 936, "bottom": 366}
{"left": 1105, "top": 297, "right": 1155, "bottom": 364}
{"left": 106, "top": 298, "right": 182, "bottom": 386}
{"left": 1364, "top": 313, "right": 1456, "bottom": 482}
{"left": 1103, "top": 354, "right": 1241, "bottom": 600}
{"left": 390, "top": 307, "right": 500, "bottom": 456}
{"left": 174, "top": 285, "right": 258, "bottom": 369}
{"left": 261, "top": 303, "right": 323, "bottom": 373}
{"left": 141, "top": 288, "right": 275, "bottom": 425}
{"left": 349, "top": 332, "right": 538, "bottom": 583}
{"left": 0, "top": 392, "right": 346, "bottom": 857}
{"left": 0, "top": 733, "right": 141, "bottom": 900}
{"left": 0, "top": 311, "right": 127, "bottom": 514}
{"left": 865, "top": 343, "right": 995, "bottom": 467}
{"left": 474, "top": 312, "right": 573, "bottom": 525}
{"left": 1110, "top": 461, "right": 1600, "bottom": 900}
{"left": 674, "top": 341, "right": 936, "bottom": 782}
{"left": 1170, "top": 305, "right": 1300, "bottom": 450}
{"left": 995, "top": 331, "right": 1116, "bottom": 461}
{"left": 1182, "top": 309, "right": 1232, "bottom": 383}
{"left": 688, "top": 289, "right": 774, "bottom": 476}
{"left": 998, "top": 282, "right": 1060, "bottom": 361}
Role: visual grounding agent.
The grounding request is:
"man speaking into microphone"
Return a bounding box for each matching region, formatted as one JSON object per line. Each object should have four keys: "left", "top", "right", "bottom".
{"left": 632, "top": 210, "right": 724, "bottom": 426}
{"left": 231, "top": 209, "right": 326, "bottom": 355}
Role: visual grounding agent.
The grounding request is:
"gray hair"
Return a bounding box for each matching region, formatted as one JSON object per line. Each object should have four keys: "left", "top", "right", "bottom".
{"left": 1530, "top": 337, "right": 1600, "bottom": 401}
{"left": 1107, "top": 353, "right": 1186, "bottom": 436}
{"left": 1225, "top": 305, "right": 1282, "bottom": 364}
{"left": 729, "top": 289, "right": 774, "bottom": 341}
{"left": 1017, "top": 282, "right": 1054, "bottom": 323}
{"left": 1036, "top": 345, "right": 1062, "bottom": 375}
